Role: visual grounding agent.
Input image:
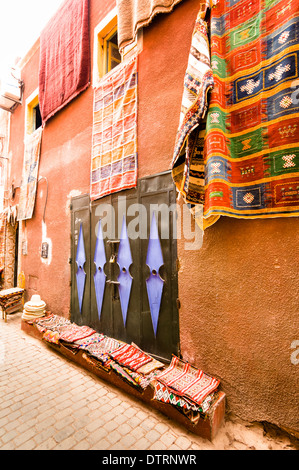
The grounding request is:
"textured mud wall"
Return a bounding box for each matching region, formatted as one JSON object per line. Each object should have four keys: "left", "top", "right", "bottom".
{"left": 140, "top": 0, "right": 299, "bottom": 433}
{"left": 177, "top": 209, "right": 299, "bottom": 432}
{"left": 8, "top": 0, "right": 299, "bottom": 433}
{"left": 8, "top": 0, "right": 116, "bottom": 315}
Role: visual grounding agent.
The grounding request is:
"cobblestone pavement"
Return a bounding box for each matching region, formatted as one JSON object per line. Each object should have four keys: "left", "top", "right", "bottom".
{"left": 0, "top": 313, "right": 297, "bottom": 451}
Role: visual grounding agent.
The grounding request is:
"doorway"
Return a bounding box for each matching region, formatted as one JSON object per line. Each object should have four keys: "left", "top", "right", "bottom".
{"left": 70, "top": 172, "right": 180, "bottom": 361}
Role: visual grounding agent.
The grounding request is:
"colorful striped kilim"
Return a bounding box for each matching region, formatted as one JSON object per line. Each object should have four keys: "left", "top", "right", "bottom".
{"left": 156, "top": 356, "right": 220, "bottom": 405}
{"left": 73, "top": 333, "right": 105, "bottom": 349}
{"left": 109, "top": 343, "right": 153, "bottom": 372}
{"left": 90, "top": 55, "right": 138, "bottom": 200}
{"left": 172, "top": 2, "right": 213, "bottom": 211}
{"left": 110, "top": 361, "right": 143, "bottom": 390}
{"left": 86, "top": 336, "right": 122, "bottom": 365}
{"left": 153, "top": 381, "right": 201, "bottom": 411}
{"left": 58, "top": 324, "right": 96, "bottom": 343}
{"left": 172, "top": 0, "right": 299, "bottom": 228}
{"left": 42, "top": 330, "right": 60, "bottom": 345}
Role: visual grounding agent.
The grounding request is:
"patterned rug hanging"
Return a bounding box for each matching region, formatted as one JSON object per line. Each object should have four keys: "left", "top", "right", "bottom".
{"left": 17, "top": 128, "right": 43, "bottom": 221}
{"left": 90, "top": 55, "right": 138, "bottom": 200}
{"left": 172, "top": 0, "right": 299, "bottom": 229}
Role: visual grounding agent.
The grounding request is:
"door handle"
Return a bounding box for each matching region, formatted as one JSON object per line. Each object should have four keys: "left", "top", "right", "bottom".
{"left": 106, "top": 279, "right": 120, "bottom": 300}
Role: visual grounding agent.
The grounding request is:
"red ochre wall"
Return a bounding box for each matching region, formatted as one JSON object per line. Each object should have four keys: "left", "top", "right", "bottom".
{"left": 8, "top": 0, "right": 299, "bottom": 433}
{"left": 9, "top": 0, "right": 116, "bottom": 316}
{"left": 137, "top": 0, "right": 299, "bottom": 433}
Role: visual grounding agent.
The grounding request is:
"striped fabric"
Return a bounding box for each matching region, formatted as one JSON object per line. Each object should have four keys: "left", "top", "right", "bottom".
{"left": 172, "top": 0, "right": 299, "bottom": 229}
{"left": 156, "top": 356, "right": 220, "bottom": 405}
{"left": 203, "top": 0, "right": 299, "bottom": 226}
{"left": 172, "top": 2, "right": 214, "bottom": 210}
{"left": 109, "top": 343, "right": 153, "bottom": 371}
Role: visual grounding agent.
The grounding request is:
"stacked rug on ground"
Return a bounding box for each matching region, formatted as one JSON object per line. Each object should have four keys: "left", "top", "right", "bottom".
{"left": 84, "top": 336, "right": 122, "bottom": 369}
{"left": 0, "top": 288, "right": 24, "bottom": 318}
{"left": 31, "top": 314, "right": 165, "bottom": 390}
{"left": 30, "top": 314, "right": 220, "bottom": 421}
{"left": 32, "top": 314, "right": 95, "bottom": 346}
{"left": 152, "top": 355, "right": 220, "bottom": 424}
{"left": 108, "top": 342, "right": 164, "bottom": 391}
{"left": 33, "top": 313, "right": 71, "bottom": 332}
{"left": 22, "top": 295, "right": 46, "bottom": 321}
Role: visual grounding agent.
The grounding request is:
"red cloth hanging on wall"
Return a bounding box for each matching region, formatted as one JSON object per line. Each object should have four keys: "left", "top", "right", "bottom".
{"left": 38, "top": 0, "right": 90, "bottom": 125}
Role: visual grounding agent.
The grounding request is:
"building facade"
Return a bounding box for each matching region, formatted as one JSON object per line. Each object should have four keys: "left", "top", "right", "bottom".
{"left": 2, "top": 0, "right": 299, "bottom": 436}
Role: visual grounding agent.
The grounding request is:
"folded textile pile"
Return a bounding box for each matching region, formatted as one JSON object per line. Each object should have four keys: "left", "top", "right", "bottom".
{"left": 33, "top": 313, "right": 72, "bottom": 333}
{"left": 85, "top": 336, "right": 122, "bottom": 367}
{"left": 73, "top": 332, "right": 105, "bottom": 349}
{"left": 32, "top": 314, "right": 164, "bottom": 392}
{"left": 33, "top": 314, "right": 97, "bottom": 346}
{"left": 152, "top": 355, "right": 220, "bottom": 423}
{"left": 108, "top": 342, "right": 165, "bottom": 391}
{"left": 33, "top": 313, "right": 72, "bottom": 344}
{"left": 22, "top": 295, "right": 46, "bottom": 321}
{"left": 110, "top": 364, "right": 162, "bottom": 391}
{"left": 109, "top": 343, "right": 153, "bottom": 372}
{"left": 0, "top": 288, "right": 24, "bottom": 315}
{"left": 33, "top": 315, "right": 120, "bottom": 367}
{"left": 58, "top": 324, "right": 96, "bottom": 343}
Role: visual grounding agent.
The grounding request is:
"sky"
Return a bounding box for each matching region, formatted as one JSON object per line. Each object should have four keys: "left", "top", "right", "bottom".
{"left": 0, "top": 0, "right": 64, "bottom": 79}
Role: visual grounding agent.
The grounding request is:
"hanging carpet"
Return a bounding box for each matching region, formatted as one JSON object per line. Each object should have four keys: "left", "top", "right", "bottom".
{"left": 116, "top": 0, "right": 183, "bottom": 53}
{"left": 172, "top": 0, "right": 299, "bottom": 228}
{"left": 38, "top": 0, "right": 90, "bottom": 124}
{"left": 17, "top": 128, "right": 43, "bottom": 221}
{"left": 90, "top": 55, "right": 138, "bottom": 200}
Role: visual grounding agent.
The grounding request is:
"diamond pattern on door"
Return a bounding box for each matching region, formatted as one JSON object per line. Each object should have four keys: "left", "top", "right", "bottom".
{"left": 117, "top": 216, "right": 133, "bottom": 326}
{"left": 146, "top": 212, "right": 164, "bottom": 336}
{"left": 93, "top": 219, "right": 106, "bottom": 320}
{"left": 71, "top": 172, "right": 179, "bottom": 361}
{"left": 76, "top": 224, "right": 86, "bottom": 313}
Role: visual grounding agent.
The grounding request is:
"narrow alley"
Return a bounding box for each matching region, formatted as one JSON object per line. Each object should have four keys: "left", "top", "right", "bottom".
{"left": 0, "top": 313, "right": 297, "bottom": 451}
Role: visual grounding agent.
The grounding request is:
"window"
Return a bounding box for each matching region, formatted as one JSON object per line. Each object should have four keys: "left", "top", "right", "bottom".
{"left": 32, "top": 103, "right": 42, "bottom": 132}
{"left": 25, "top": 89, "right": 42, "bottom": 135}
{"left": 105, "top": 29, "right": 121, "bottom": 73}
{"left": 93, "top": 8, "right": 122, "bottom": 84}
{"left": 93, "top": 8, "right": 142, "bottom": 86}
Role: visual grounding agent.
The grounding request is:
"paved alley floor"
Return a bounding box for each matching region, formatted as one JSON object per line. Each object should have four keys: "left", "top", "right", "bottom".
{"left": 0, "top": 313, "right": 297, "bottom": 451}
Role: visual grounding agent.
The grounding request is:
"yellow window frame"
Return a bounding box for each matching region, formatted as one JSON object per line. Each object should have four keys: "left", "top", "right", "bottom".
{"left": 104, "top": 26, "right": 121, "bottom": 74}
{"left": 25, "top": 90, "right": 41, "bottom": 136}
{"left": 96, "top": 17, "right": 121, "bottom": 80}
{"left": 93, "top": 8, "right": 141, "bottom": 86}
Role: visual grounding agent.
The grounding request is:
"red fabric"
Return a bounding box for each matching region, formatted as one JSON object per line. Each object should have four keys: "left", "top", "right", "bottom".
{"left": 110, "top": 343, "right": 152, "bottom": 371}
{"left": 38, "top": 0, "right": 90, "bottom": 124}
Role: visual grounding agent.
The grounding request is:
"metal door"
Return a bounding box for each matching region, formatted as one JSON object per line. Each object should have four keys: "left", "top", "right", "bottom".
{"left": 70, "top": 194, "right": 91, "bottom": 326}
{"left": 70, "top": 171, "right": 179, "bottom": 361}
